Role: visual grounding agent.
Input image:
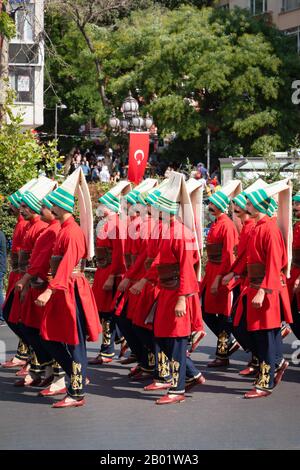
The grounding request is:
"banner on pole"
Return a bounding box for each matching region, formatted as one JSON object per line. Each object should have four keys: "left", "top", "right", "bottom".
{"left": 128, "top": 132, "right": 150, "bottom": 184}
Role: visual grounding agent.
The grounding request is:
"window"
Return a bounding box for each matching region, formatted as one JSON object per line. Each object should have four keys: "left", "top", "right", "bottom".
{"left": 282, "top": 0, "right": 300, "bottom": 11}
{"left": 9, "top": 66, "right": 34, "bottom": 103}
{"left": 11, "top": 2, "right": 35, "bottom": 42}
{"left": 9, "top": 43, "right": 39, "bottom": 64}
{"left": 284, "top": 26, "right": 300, "bottom": 53}
{"left": 250, "top": 0, "right": 268, "bottom": 15}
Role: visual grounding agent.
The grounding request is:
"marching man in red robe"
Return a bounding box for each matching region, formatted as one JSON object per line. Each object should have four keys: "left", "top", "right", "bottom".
{"left": 3, "top": 177, "right": 55, "bottom": 374}
{"left": 1, "top": 178, "right": 37, "bottom": 369}
{"left": 222, "top": 179, "right": 267, "bottom": 376}
{"left": 199, "top": 180, "right": 241, "bottom": 367}
{"left": 150, "top": 172, "right": 205, "bottom": 405}
{"left": 287, "top": 191, "right": 300, "bottom": 339}
{"left": 89, "top": 181, "right": 131, "bottom": 365}
{"left": 234, "top": 179, "right": 293, "bottom": 399}
{"left": 14, "top": 193, "right": 66, "bottom": 394}
{"left": 36, "top": 168, "right": 102, "bottom": 409}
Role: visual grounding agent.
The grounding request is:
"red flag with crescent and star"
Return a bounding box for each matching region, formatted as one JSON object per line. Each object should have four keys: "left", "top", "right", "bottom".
{"left": 128, "top": 132, "right": 150, "bottom": 184}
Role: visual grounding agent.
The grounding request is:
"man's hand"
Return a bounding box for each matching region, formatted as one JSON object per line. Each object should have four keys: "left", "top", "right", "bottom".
{"left": 35, "top": 289, "right": 52, "bottom": 308}
{"left": 117, "top": 278, "right": 130, "bottom": 293}
{"left": 222, "top": 272, "right": 234, "bottom": 286}
{"left": 103, "top": 275, "right": 114, "bottom": 291}
{"left": 252, "top": 288, "right": 265, "bottom": 309}
{"left": 294, "top": 276, "right": 300, "bottom": 294}
{"left": 130, "top": 278, "right": 147, "bottom": 295}
{"left": 20, "top": 284, "right": 29, "bottom": 303}
{"left": 15, "top": 274, "right": 31, "bottom": 293}
{"left": 211, "top": 275, "right": 221, "bottom": 295}
{"left": 175, "top": 296, "right": 186, "bottom": 317}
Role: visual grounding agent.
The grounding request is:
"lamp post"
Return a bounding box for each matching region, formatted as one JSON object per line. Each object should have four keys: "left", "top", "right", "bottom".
{"left": 207, "top": 127, "right": 211, "bottom": 175}
{"left": 54, "top": 103, "right": 67, "bottom": 175}
{"left": 108, "top": 91, "right": 154, "bottom": 134}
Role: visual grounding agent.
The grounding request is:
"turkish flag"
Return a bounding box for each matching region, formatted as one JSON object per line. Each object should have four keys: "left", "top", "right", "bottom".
{"left": 128, "top": 132, "right": 150, "bottom": 184}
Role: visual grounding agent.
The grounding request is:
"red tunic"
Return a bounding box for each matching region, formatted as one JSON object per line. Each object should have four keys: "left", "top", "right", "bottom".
{"left": 200, "top": 213, "right": 239, "bottom": 316}
{"left": 287, "top": 221, "right": 300, "bottom": 308}
{"left": 40, "top": 217, "right": 101, "bottom": 345}
{"left": 5, "top": 215, "right": 29, "bottom": 300}
{"left": 131, "top": 219, "right": 162, "bottom": 330}
{"left": 9, "top": 216, "right": 48, "bottom": 324}
{"left": 154, "top": 219, "right": 201, "bottom": 338}
{"left": 92, "top": 213, "right": 125, "bottom": 312}
{"left": 121, "top": 215, "right": 152, "bottom": 321}
{"left": 229, "top": 218, "right": 256, "bottom": 291}
{"left": 235, "top": 216, "right": 292, "bottom": 331}
{"left": 22, "top": 220, "right": 61, "bottom": 329}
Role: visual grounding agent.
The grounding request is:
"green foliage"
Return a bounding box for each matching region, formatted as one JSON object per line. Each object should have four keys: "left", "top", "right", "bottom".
{"left": 97, "top": 5, "right": 300, "bottom": 158}
{"left": 0, "top": 0, "right": 15, "bottom": 39}
{"left": 44, "top": 4, "right": 300, "bottom": 163}
{"left": 0, "top": 92, "right": 63, "bottom": 196}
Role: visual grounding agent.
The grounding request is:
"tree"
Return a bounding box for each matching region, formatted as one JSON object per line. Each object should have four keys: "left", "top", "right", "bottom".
{"left": 93, "top": 5, "right": 300, "bottom": 160}
{"left": 0, "top": 92, "right": 61, "bottom": 196}
{"left": 0, "top": 0, "right": 15, "bottom": 40}
{"left": 45, "top": 0, "right": 150, "bottom": 110}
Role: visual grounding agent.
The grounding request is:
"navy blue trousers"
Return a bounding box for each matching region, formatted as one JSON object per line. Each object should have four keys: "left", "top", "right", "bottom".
{"left": 155, "top": 337, "right": 200, "bottom": 394}
{"left": 202, "top": 287, "right": 239, "bottom": 359}
{"left": 41, "top": 287, "right": 87, "bottom": 399}
{"left": 290, "top": 296, "right": 300, "bottom": 340}
{"left": 99, "top": 311, "right": 118, "bottom": 358}
{"left": 3, "top": 290, "right": 30, "bottom": 361}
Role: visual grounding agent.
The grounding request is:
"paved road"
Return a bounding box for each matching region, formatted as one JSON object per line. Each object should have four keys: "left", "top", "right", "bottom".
{"left": 0, "top": 324, "right": 299, "bottom": 450}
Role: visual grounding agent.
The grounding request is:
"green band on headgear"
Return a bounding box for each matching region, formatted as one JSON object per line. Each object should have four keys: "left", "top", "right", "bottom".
{"left": 48, "top": 187, "right": 75, "bottom": 213}
{"left": 232, "top": 191, "right": 247, "bottom": 211}
{"left": 21, "top": 191, "right": 42, "bottom": 214}
{"left": 99, "top": 192, "right": 120, "bottom": 213}
{"left": 209, "top": 190, "right": 230, "bottom": 213}
{"left": 154, "top": 195, "right": 179, "bottom": 215}
{"left": 246, "top": 189, "right": 270, "bottom": 214}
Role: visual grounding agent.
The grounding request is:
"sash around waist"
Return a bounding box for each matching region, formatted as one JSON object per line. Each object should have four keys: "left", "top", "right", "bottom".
{"left": 157, "top": 263, "right": 180, "bottom": 290}
{"left": 50, "top": 255, "right": 86, "bottom": 277}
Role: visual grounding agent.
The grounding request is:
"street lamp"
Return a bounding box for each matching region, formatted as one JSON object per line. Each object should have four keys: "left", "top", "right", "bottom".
{"left": 54, "top": 103, "right": 67, "bottom": 144}
{"left": 54, "top": 103, "right": 67, "bottom": 175}
{"left": 108, "top": 91, "right": 154, "bottom": 134}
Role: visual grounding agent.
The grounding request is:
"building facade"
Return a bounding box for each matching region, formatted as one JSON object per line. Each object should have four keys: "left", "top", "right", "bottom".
{"left": 217, "top": 1, "right": 300, "bottom": 51}
{"left": 8, "top": 0, "right": 44, "bottom": 128}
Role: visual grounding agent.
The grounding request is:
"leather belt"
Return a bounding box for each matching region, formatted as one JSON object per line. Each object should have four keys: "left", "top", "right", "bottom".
{"left": 157, "top": 263, "right": 180, "bottom": 290}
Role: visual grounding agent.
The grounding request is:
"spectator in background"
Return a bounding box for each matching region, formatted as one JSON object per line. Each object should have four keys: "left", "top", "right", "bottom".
{"left": 81, "top": 157, "right": 91, "bottom": 181}
{"left": 197, "top": 162, "right": 208, "bottom": 180}
{"left": 0, "top": 228, "right": 7, "bottom": 325}
{"left": 91, "top": 165, "right": 101, "bottom": 182}
{"left": 100, "top": 165, "right": 110, "bottom": 183}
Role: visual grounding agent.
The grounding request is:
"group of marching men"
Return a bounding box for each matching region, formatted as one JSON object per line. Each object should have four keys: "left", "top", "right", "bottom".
{"left": 1, "top": 166, "right": 300, "bottom": 408}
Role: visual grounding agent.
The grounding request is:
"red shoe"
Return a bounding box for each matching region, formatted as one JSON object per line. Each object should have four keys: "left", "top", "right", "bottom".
{"left": 38, "top": 375, "right": 54, "bottom": 388}
{"left": 88, "top": 356, "right": 113, "bottom": 365}
{"left": 274, "top": 360, "right": 289, "bottom": 386}
{"left": 38, "top": 386, "right": 67, "bottom": 397}
{"left": 244, "top": 388, "right": 272, "bottom": 399}
{"left": 119, "top": 342, "right": 129, "bottom": 359}
{"left": 207, "top": 358, "right": 229, "bottom": 368}
{"left": 156, "top": 394, "right": 185, "bottom": 405}
{"left": 52, "top": 396, "right": 85, "bottom": 408}
{"left": 129, "top": 370, "right": 153, "bottom": 381}
{"left": 185, "top": 374, "right": 206, "bottom": 391}
{"left": 1, "top": 359, "right": 26, "bottom": 369}
{"left": 14, "top": 376, "right": 42, "bottom": 387}
{"left": 281, "top": 325, "right": 292, "bottom": 339}
{"left": 120, "top": 355, "right": 137, "bottom": 365}
{"left": 144, "top": 381, "right": 172, "bottom": 391}
{"left": 239, "top": 365, "right": 259, "bottom": 377}
{"left": 128, "top": 365, "right": 141, "bottom": 378}
{"left": 189, "top": 331, "right": 207, "bottom": 353}
{"left": 15, "top": 364, "right": 30, "bottom": 377}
